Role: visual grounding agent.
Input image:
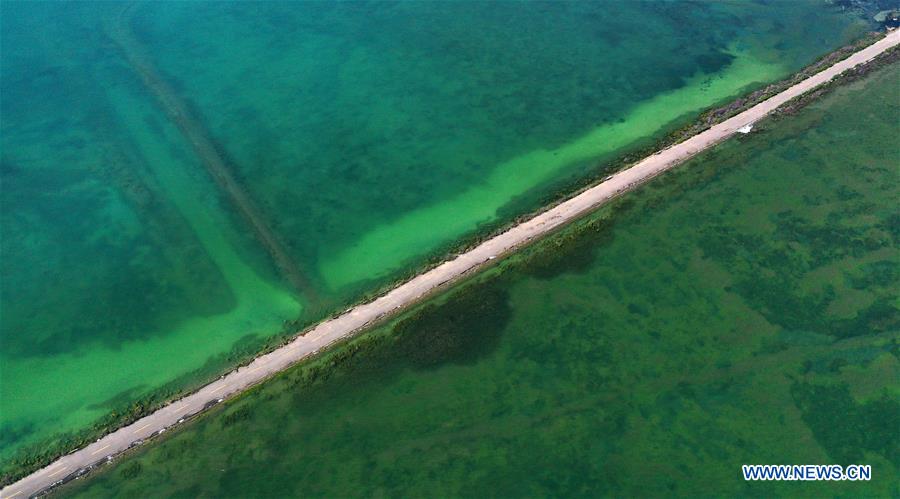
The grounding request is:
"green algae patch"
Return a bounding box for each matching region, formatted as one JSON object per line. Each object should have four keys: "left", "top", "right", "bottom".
{"left": 0, "top": 77, "right": 301, "bottom": 473}
{"left": 321, "top": 51, "right": 783, "bottom": 289}
{"left": 0, "top": 2, "right": 300, "bottom": 474}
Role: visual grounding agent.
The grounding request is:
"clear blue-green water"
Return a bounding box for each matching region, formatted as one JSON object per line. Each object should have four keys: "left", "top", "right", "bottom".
{"left": 0, "top": 0, "right": 872, "bottom": 475}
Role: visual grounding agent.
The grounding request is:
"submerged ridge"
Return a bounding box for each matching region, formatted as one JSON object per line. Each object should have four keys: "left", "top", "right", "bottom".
{"left": 105, "top": 4, "right": 317, "bottom": 302}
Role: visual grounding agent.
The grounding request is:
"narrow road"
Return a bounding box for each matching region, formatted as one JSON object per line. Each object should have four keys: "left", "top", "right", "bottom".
{"left": 3, "top": 29, "right": 897, "bottom": 499}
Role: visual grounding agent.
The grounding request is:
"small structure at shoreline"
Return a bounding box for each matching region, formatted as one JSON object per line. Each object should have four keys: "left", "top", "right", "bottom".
{"left": 875, "top": 10, "right": 900, "bottom": 29}
{"left": 737, "top": 124, "right": 754, "bottom": 134}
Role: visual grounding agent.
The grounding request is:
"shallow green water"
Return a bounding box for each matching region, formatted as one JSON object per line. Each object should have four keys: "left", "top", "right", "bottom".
{"left": 62, "top": 58, "right": 899, "bottom": 497}
{"left": 0, "top": 0, "right": 872, "bottom": 473}
{"left": 0, "top": 2, "right": 300, "bottom": 465}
